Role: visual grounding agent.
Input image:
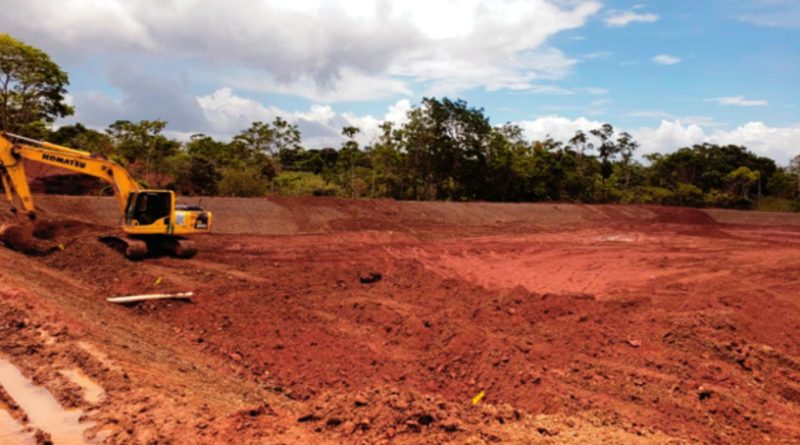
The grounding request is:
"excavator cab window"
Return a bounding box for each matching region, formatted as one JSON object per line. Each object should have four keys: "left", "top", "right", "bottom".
{"left": 125, "top": 192, "right": 172, "bottom": 226}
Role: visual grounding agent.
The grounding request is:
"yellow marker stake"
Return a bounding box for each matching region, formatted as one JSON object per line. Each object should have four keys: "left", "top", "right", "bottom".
{"left": 58, "top": 243, "right": 64, "bottom": 251}
{"left": 154, "top": 277, "right": 163, "bottom": 286}
{"left": 472, "top": 390, "right": 486, "bottom": 405}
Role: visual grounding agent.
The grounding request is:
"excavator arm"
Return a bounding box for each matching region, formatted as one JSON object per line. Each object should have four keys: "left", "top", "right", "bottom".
{"left": 0, "top": 132, "right": 141, "bottom": 216}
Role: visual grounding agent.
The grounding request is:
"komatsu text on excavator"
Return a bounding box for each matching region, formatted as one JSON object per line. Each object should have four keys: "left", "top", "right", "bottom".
{"left": 0, "top": 132, "right": 212, "bottom": 259}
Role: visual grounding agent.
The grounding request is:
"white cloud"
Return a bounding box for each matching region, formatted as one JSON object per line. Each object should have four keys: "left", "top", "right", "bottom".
{"left": 629, "top": 110, "right": 724, "bottom": 128}
{"left": 196, "top": 87, "right": 412, "bottom": 147}
{"left": 384, "top": 99, "right": 413, "bottom": 125}
{"left": 604, "top": 11, "right": 659, "bottom": 27}
{"left": 196, "top": 88, "right": 284, "bottom": 135}
{"left": 225, "top": 69, "right": 412, "bottom": 103}
{"left": 512, "top": 116, "right": 799, "bottom": 164}
{"left": 581, "top": 51, "right": 612, "bottom": 60}
{"left": 710, "top": 96, "right": 768, "bottom": 107}
{"left": 5, "top": 0, "right": 602, "bottom": 99}
{"left": 514, "top": 115, "right": 605, "bottom": 142}
{"left": 66, "top": 85, "right": 800, "bottom": 165}
{"left": 652, "top": 54, "right": 682, "bottom": 65}
{"left": 632, "top": 120, "right": 800, "bottom": 164}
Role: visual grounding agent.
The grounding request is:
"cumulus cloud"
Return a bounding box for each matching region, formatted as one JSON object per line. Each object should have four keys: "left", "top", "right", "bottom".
{"left": 710, "top": 96, "right": 768, "bottom": 107}
{"left": 4, "top": 0, "right": 602, "bottom": 100}
{"left": 628, "top": 111, "right": 723, "bottom": 128}
{"left": 652, "top": 54, "right": 682, "bottom": 65}
{"left": 512, "top": 116, "right": 799, "bottom": 164}
{"left": 197, "top": 88, "right": 412, "bottom": 147}
{"left": 226, "top": 69, "right": 413, "bottom": 103}
{"left": 514, "top": 115, "right": 604, "bottom": 142}
{"left": 604, "top": 11, "right": 659, "bottom": 27}
{"left": 633, "top": 121, "right": 799, "bottom": 164}
{"left": 65, "top": 82, "right": 800, "bottom": 165}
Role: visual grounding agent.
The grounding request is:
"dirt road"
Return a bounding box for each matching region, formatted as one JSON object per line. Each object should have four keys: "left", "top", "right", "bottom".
{"left": 0, "top": 197, "right": 799, "bottom": 444}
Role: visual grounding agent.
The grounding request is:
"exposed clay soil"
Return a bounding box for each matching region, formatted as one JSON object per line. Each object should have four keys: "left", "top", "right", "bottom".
{"left": 0, "top": 196, "right": 799, "bottom": 444}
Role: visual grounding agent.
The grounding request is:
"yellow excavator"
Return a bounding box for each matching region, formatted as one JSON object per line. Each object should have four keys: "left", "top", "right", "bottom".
{"left": 0, "top": 132, "right": 212, "bottom": 259}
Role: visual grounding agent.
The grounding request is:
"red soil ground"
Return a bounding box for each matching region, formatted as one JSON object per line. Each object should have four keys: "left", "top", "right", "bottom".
{"left": 0, "top": 196, "right": 799, "bottom": 444}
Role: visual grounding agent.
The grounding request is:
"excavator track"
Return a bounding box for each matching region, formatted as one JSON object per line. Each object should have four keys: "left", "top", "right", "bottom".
{"left": 99, "top": 235, "right": 197, "bottom": 260}
{"left": 156, "top": 236, "right": 198, "bottom": 259}
{"left": 99, "top": 236, "right": 148, "bottom": 260}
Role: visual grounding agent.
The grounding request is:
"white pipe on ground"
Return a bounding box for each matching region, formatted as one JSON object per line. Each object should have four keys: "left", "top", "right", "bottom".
{"left": 106, "top": 292, "right": 193, "bottom": 304}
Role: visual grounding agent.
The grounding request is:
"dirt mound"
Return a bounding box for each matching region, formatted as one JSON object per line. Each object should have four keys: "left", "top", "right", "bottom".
{"left": 650, "top": 207, "right": 719, "bottom": 225}
{"left": 0, "top": 219, "right": 97, "bottom": 255}
{"left": 0, "top": 223, "right": 55, "bottom": 255}
{"left": 43, "top": 235, "right": 178, "bottom": 296}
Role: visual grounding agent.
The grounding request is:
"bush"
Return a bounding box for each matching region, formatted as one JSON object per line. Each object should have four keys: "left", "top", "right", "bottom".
{"left": 766, "top": 170, "right": 798, "bottom": 199}
{"left": 218, "top": 167, "right": 269, "bottom": 197}
{"left": 624, "top": 186, "right": 674, "bottom": 205}
{"left": 704, "top": 189, "right": 735, "bottom": 208}
{"left": 755, "top": 197, "right": 799, "bottom": 212}
{"left": 674, "top": 182, "right": 704, "bottom": 207}
{"left": 272, "top": 171, "right": 339, "bottom": 197}
{"left": 168, "top": 153, "right": 220, "bottom": 196}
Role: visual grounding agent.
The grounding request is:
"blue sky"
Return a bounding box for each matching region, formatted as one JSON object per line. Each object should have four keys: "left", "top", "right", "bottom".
{"left": 4, "top": 0, "right": 799, "bottom": 163}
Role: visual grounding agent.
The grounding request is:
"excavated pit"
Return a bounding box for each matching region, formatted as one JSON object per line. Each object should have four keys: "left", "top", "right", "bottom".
{"left": 0, "top": 196, "right": 798, "bottom": 444}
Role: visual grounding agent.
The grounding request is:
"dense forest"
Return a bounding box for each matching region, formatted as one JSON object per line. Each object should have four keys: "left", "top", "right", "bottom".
{"left": 3, "top": 34, "right": 799, "bottom": 211}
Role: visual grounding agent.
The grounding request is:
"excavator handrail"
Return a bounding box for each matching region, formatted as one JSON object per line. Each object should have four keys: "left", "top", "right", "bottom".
{"left": 2, "top": 131, "right": 93, "bottom": 157}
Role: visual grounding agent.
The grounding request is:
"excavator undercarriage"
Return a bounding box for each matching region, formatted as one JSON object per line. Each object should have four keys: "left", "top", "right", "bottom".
{"left": 99, "top": 235, "right": 197, "bottom": 260}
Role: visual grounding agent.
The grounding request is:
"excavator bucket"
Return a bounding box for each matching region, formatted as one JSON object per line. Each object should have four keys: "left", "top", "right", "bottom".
{"left": 0, "top": 221, "right": 69, "bottom": 255}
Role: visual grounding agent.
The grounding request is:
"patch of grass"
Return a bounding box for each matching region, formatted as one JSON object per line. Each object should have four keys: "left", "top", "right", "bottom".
{"left": 755, "top": 197, "right": 799, "bottom": 213}
{"left": 273, "top": 172, "right": 339, "bottom": 197}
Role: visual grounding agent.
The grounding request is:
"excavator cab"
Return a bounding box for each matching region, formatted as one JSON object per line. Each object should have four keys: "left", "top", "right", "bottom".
{"left": 125, "top": 191, "right": 172, "bottom": 227}
{"left": 114, "top": 190, "right": 212, "bottom": 259}
{"left": 123, "top": 190, "right": 213, "bottom": 236}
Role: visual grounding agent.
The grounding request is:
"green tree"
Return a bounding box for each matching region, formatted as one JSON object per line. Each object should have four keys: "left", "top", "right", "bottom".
{"left": 0, "top": 34, "right": 73, "bottom": 135}
{"left": 106, "top": 119, "right": 178, "bottom": 185}
{"left": 186, "top": 134, "right": 236, "bottom": 166}
{"left": 169, "top": 153, "right": 221, "bottom": 196}
{"left": 725, "top": 166, "right": 760, "bottom": 200}
{"left": 766, "top": 169, "right": 798, "bottom": 200}
{"left": 50, "top": 123, "right": 115, "bottom": 157}
{"left": 790, "top": 155, "right": 800, "bottom": 198}
{"left": 369, "top": 121, "right": 406, "bottom": 199}
{"left": 615, "top": 131, "right": 638, "bottom": 190}
{"left": 674, "top": 182, "right": 704, "bottom": 207}
{"left": 339, "top": 126, "right": 363, "bottom": 198}
{"left": 400, "top": 97, "right": 492, "bottom": 200}
{"left": 590, "top": 123, "right": 619, "bottom": 201}
{"left": 218, "top": 166, "right": 269, "bottom": 197}
{"left": 233, "top": 118, "right": 301, "bottom": 158}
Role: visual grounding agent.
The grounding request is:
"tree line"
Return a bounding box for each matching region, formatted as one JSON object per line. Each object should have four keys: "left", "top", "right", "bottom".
{"left": 2, "top": 33, "right": 799, "bottom": 211}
